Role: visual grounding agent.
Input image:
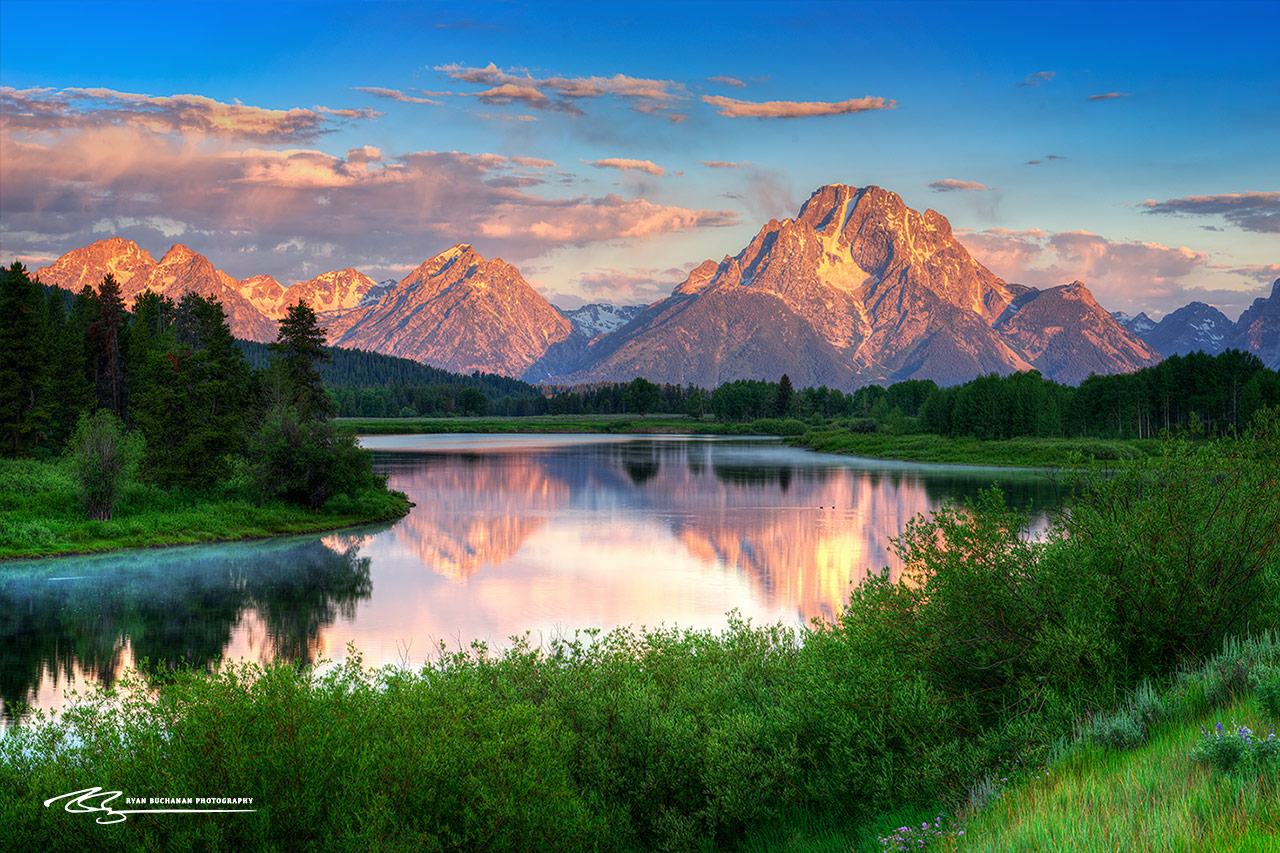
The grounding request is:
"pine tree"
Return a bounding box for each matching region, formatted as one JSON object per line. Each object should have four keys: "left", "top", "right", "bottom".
{"left": 774, "top": 374, "right": 794, "bottom": 417}
{"left": 44, "top": 286, "right": 93, "bottom": 452}
{"left": 87, "top": 274, "right": 129, "bottom": 418}
{"left": 0, "top": 263, "right": 51, "bottom": 456}
{"left": 270, "top": 301, "right": 332, "bottom": 421}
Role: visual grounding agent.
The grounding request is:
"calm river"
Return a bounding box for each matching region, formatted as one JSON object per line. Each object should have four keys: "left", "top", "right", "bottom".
{"left": 1, "top": 435, "right": 1062, "bottom": 719}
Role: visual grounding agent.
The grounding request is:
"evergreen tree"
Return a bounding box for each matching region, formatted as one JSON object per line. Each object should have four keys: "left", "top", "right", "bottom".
{"left": 774, "top": 374, "right": 794, "bottom": 417}
{"left": 86, "top": 274, "right": 129, "bottom": 417}
{"left": 43, "top": 287, "right": 93, "bottom": 453}
{"left": 270, "top": 301, "right": 332, "bottom": 421}
{"left": 0, "top": 263, "right": 51, "bottom": 456}
{"left": 624, "top": 377, "right": 661, "bottom": 418}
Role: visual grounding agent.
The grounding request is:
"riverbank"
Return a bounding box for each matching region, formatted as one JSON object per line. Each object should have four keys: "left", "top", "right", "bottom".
{"left": 341, "top": 414, "right": 1158, "bottom": 469}
{"left": 338, "top": 413, "right": 801, "bottom": 436}
{"left": 0, "top": 458, "right": 411, "bottom": 561}
{"left": 788, "top": 429, "right": 1159, "bottom": 468}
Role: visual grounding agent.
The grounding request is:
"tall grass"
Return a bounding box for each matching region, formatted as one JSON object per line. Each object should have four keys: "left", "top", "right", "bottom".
{"left": 948, "top": 639, "right": 1280, "bottom": 853}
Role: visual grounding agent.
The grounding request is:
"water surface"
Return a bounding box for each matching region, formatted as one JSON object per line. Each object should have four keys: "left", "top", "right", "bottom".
{"left": 1, "top": 435, "right": 1061, "bottom": 719}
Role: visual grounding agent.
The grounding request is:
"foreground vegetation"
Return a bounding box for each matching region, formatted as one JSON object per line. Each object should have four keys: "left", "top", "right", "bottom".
{"left": 948, "top": 687, "right": 1279, "bottom": 852}
{"left": 3, "top": 417, "right": 1276, "bottom": 850}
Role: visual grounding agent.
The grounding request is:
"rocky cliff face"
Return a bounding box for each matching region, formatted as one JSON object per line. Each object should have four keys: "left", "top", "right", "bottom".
{"left": 283, "top": 268, "right": 379, "bottom": 318}
{"left": 327, "top": 244, "right": 574, "bottom": 376}
{"left": 543, "top": 185, "right": 1149, "bottom": 388}
{"left": 1221, "top": 279, "right": 1280, "bottom": 369}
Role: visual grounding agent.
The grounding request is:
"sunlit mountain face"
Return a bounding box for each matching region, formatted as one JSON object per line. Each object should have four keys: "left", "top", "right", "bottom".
{"left": 1, "top": 436, "right": 1061, "bottom": 722}
{"left": 34, "top": 186, "right": 1171, "bottom": 388}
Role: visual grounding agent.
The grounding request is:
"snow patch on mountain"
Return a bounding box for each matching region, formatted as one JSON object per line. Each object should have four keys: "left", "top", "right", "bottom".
{"left": 559, "top": 303, "right": 646, "bottom": 338}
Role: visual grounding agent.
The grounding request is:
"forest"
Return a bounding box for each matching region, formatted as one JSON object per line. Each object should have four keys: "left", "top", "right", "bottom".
{"left": 0, "top": 263, "right": 406, "bottom": 533}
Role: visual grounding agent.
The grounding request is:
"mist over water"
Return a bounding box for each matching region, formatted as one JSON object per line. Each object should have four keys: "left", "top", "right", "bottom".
{"left": 1, "top": 436, "right": 1061, "bottom": 720}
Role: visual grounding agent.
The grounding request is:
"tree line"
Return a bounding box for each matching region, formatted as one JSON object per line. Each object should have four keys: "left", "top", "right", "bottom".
{"left": 1, "top": 263, "right": 389, "bottom": 517}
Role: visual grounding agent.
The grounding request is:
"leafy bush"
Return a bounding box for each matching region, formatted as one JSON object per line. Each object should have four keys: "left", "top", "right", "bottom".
{"left": 748, "top": 417, "right": 809, "bottom": 435}
{"left": 1191, "top": 721, "right": 1278, "bottom": 775}
{"left": 246, "top": 404, "right": 386, "bottom": 510}
{"left": 65, "top": 410, "right": 143, "bottom": 520}
{"left": 1058, "top": 414, "right": 1280, "bottom": 678}
{"left": 1259, "top": 673, "right": 1280, "bottom": 720}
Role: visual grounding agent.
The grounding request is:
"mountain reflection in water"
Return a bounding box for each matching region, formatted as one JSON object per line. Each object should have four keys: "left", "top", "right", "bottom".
{"left": 1, "top": 435, "right": 1059, "bottom": 719}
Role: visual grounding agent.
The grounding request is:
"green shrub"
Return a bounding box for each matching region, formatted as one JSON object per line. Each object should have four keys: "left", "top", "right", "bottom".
{"left": 65, "top": 410, "right": 143, "bottom": 520}
{"left": 1190, "top": 721, "right": 1278, "bottom": 775}
{"left": 246, "top": 404, "right": 386, "bottom": 510}
{"left": 1258, "top": 673, "right": 1280, "bottom": 719}
{"left": 1086, "top": 709, "right": 1146, "bottom": 751}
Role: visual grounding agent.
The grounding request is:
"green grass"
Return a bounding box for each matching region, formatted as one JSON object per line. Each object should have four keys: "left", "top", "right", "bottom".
{"left": 790, "top": 430, "right": 1159, "bottom": 469}
{"left": 0, "top": 457, "right": 410, "bottom": 560}
{"left": 947, "top": 696, "right": 1279, "bottom": 853}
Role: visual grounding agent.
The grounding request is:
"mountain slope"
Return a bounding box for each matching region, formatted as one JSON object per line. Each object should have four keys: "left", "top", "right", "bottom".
{"left": 1141, "top": 301, "right": 1233, "bottom": 356}
{"left": 544, "top": 184, "right": 1149, "bottom": 388}
{"left": 995, "top": 282, "right": 1161, "bottom": 383}
{"left": 35, "top": 239, "right": 278, "bottom": 342}
{"left": 327, "top": 244, "right": 574, "bottom": 376}
{"left": 1220, "top": 279, "right": 1280, "bottom": 368}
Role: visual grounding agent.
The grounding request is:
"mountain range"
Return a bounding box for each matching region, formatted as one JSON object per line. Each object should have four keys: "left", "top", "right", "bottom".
{"left": 33, "top": 184, "right": 1279, "bottom": 387}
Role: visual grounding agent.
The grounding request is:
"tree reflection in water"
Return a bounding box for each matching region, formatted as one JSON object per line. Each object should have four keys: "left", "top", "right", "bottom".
{"left": 0, "top": 528, "right": 382, "bottom": 721}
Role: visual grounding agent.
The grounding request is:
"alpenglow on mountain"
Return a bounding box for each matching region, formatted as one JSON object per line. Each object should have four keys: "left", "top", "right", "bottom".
{"left": 537, "top": 184, "right": 1159, "bottom": 387}
{"left": 33, "top": 184, "right": 1198, "bottom": 389}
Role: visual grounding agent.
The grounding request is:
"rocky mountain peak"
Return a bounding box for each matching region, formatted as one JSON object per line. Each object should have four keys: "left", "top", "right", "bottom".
{"left": 673, "top": 260, "right": 720, "bottom": 296}
{"left": 326, "top": 244, "right": 573, "bottom": 376}
{"left": 159, "top": 243, "right": 200, "bottom": 265}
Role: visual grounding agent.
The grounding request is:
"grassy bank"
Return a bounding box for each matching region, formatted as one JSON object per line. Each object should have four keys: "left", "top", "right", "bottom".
{"left": 949, "top": 693, "right": 1279, "bottom": 852}
{"left": 789, "top": 429, "right": 1159, "bottom": 469}
{"left": 0, "top": 457, "right": 410, "bottom": 561}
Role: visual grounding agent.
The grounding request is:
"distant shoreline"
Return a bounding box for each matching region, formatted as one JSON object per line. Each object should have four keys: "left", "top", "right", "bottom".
{"left": 340, "top": 415, "right": 1153, "bottom": 469}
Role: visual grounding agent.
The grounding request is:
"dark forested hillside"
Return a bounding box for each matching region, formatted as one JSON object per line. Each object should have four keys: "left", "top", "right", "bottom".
{"left": 235, "top": 340, "right": 543, "bottom": 398}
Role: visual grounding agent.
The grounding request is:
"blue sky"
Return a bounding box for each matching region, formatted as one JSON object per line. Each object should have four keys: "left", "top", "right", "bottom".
{"left": 1, "top": 0, "right": 1276, "bottom": 316}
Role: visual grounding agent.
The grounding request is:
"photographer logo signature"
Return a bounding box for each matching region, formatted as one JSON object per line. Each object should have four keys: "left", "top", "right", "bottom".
{"left": 44, "top": 787, "right": 257, "bottom": 824}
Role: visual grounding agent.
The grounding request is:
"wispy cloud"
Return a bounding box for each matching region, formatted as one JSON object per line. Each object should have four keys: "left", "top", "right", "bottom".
{"left": 928, "top": 179, "right": 994, "bottom": 192}
{"left": 1016, "top": 71, "right": 1056, "bottom": 87}
{"left": 701, "top": 161, "right": 752, "bottom": 168}
{"left": 1088, "top": 92, "right": 1130, "bottom": 101}
{"left": 574, "top": 266, "right": 688, "bottom": 302}
{"left": 1141, "top": 192, "right": 1280, "bottom": 233}
{"left": 0, "top": 86, "right": 376, "bottom": 142}
{"left": 1228, "top": 264, "right": 1280, "bottom": 285}
{"left": 701, "top": 94, "right": 895, "bottom": 118}
{"left": 434, "top": 63, "right": 686, "bottom": 119}
{"left": 584, "top": 158, "right": 667, "bottom": 176}
{"left": 352, "top": 86, "right": 447, "bottom": 105}
{"left": 706, "top": 76, "right": 747, "bottom": 88}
